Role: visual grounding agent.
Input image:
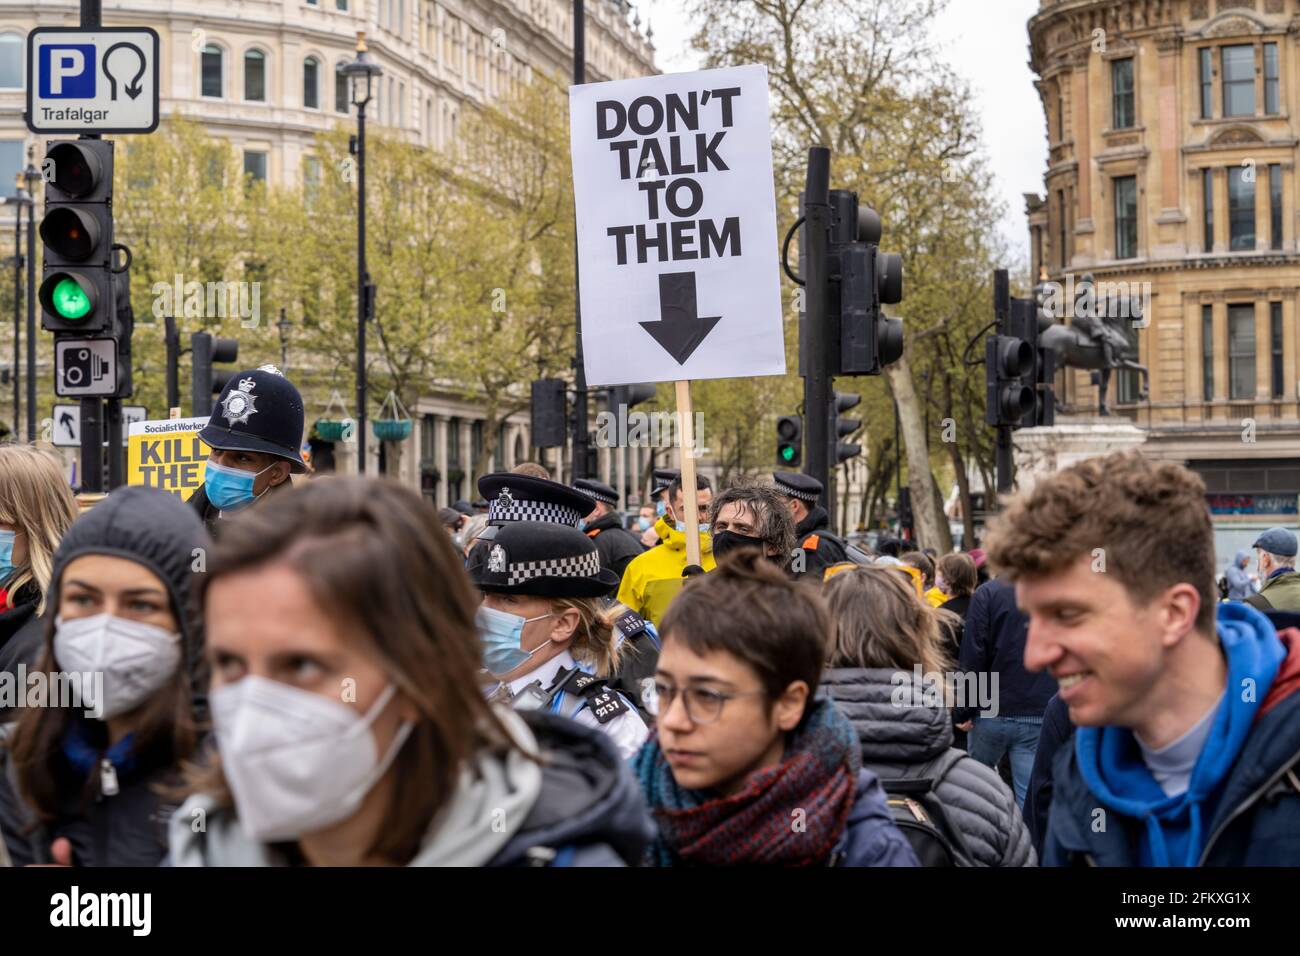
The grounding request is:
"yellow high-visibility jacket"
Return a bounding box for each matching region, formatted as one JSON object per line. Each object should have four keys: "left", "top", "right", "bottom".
{"left": 616, "top": 517, "right": 716, "bottom": 629}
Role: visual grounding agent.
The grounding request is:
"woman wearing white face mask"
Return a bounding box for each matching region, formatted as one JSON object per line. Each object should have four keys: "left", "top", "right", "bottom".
{"left": 0, "top": 486, "right": 210, "bottom": 866}
{"left": 170, "top": 477, "right": 652, "bottom": 867}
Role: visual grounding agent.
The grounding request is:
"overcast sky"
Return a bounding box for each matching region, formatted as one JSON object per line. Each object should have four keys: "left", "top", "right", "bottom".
{"left": 638, "top": 0, "right": 1046, "bottom": 264}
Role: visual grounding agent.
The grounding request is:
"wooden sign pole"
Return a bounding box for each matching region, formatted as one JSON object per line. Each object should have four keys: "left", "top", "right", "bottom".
{"left": 675, "top": 380, "right": 702, "bottom": 568}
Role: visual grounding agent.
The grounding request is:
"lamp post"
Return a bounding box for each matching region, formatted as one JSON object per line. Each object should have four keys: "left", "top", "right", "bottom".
{"left": 340, "top": 32, "right": 382, "bottom": 475}
{"left": 23, "top": 157, "right": 38, "bottom": 443}
{"left": 277, "top": 306, "right": 290, "bottom": 371}
{"left": 7, "top": 186, "right": 22, "bottom": 436}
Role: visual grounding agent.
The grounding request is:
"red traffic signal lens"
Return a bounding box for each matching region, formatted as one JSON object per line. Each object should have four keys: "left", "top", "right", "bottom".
{"left": 40, "top": 208, "right": 101, "bottom": 261}
{"left": 46, "top": 143, "right": 103, "bottom": 198}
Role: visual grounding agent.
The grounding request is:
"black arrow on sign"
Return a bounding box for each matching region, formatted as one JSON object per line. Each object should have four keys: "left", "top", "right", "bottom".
{"left": 640, "top": 272, "right": 721, "bottom": 365}
{"left": 103, "top": 42, "right": 147, "bottom": 100}
{"left": 59, "top": 411, "right": 75, "bottom": 438}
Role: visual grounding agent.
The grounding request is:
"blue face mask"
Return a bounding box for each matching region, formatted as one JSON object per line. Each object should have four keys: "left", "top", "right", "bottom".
{"left": 675, "top": 521, "right": 710, "bottom": 533}
{"left": 655, "top": 501, "right": 667, "bottom": 518}
{"left": 476, "top": 605, "right": 554, "bottom": 678}
{"left": 0, "top": 529, "right": 16, "bottom": 583}
{"left": 636, "top": 516, "right": 653, "bottom": 532}
{"left": 578, "top": 519, "right": 587, "bottom": 531}
{"left": 204, "top": 459, "right": 273, "bottom": 511}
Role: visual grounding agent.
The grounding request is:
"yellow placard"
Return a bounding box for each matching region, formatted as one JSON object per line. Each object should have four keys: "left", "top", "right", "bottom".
{"left": 127, "top": 417, "right": 211, "bottom": 499}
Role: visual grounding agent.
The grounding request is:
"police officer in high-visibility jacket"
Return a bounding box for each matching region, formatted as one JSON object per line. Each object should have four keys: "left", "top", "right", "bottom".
{"left": 773, "top": 471, "right": 847, "bottom": 580}
{"left": 472, "top": 520, "right": 649, "bottom": 760}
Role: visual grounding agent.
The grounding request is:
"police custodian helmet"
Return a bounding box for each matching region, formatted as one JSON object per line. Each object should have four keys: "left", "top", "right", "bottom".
{"left": 198, "top": 366, "right": 308, "bottom": 473}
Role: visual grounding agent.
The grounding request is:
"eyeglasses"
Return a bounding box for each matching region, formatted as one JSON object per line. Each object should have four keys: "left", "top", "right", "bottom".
{"left": 649, "top": 681, "right": 766, "bottom": 725}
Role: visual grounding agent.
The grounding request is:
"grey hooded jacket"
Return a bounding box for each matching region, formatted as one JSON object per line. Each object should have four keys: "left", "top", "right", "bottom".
{"left": 822, "top": 667, "right": 1035, "bottom": 867}
{"left": 169, "top": 709, "right": 654, "bottom": 867}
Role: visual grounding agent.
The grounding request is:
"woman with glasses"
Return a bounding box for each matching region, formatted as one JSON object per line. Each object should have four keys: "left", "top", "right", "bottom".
{"left": 631, "top": 551, "right": 918, "bottom": 867}
{"left": 821, "top": 565, "right": 1034, "bottom": 866}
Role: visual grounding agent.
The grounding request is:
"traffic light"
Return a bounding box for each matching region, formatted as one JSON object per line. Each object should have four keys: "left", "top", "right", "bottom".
{"left": 40, "top": 141, "right": 115, "bottom": 333}
{"left": 531, "top": 378, "right": 566, "bottom": 448}
{"left": 835, "top": 195, "right": 905, "bottom": 376}
{"left": 985, "top": 333, "right": 1035, "bottom": 427}
{"left": 192, "top": 332, "right": 238, "bottom": 417}
{"left": 776, "top": 415, "right": 802, "bottom": 468}
{"left": 608, "top": 383, "right": 657, "bottom": 414}
{"left": 832, "top": 391, "right": 862, "bottom": 463}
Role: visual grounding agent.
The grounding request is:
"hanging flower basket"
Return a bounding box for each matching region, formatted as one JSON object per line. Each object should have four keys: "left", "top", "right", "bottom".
{"left": 373, "top": 390, "right": 412, "bottom": 442}
{"left": 313, "top": 390, "right": 353, "bottom": 442}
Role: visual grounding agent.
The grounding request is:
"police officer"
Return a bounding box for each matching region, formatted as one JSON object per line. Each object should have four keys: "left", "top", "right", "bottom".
{"left": 574, "top": 478, "right": 644, "bottom": 589}
{"left": 471, "top": 520, "right": 649, "bottom": 759}
{"left": 466, "top": 472, "right": 597, "bottom": 572}
{"left": 773, "top": 471, "right": 847, "bottom": 580}
{"left": 188, "top": 366, "right": 307, "bottom": 536}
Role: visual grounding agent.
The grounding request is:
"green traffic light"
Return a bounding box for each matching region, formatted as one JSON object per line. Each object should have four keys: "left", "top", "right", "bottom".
{"left": 52, "top": 278, "right": 91, "bottom": 320}
{"left": 781, "top": 446, "right": 795, "bottom": 462}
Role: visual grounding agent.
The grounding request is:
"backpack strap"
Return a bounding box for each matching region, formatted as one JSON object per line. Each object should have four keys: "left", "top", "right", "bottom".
{"left": 875, "top": 749, "right": 976, "bottom": 865}
{"left": 1246, "top": 592, "right": 1274, "bottom": 612}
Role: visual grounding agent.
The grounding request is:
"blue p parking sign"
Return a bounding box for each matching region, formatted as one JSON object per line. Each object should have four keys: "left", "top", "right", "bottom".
{"left": 38, "top": 44, "right": 96, "bottom": 99}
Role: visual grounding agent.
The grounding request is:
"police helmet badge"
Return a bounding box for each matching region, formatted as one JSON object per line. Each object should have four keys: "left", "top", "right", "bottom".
{"left": 488, "top": 544, "right": 507, "bottom": 573}
{"left": 497, "top": 487, "right": 514, "bottom": 508}
{"left": 220, "top": 376, "right": 259, "bottom": 426}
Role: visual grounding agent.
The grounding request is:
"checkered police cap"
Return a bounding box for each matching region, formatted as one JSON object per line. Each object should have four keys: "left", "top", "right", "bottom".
{"left": 504, "top": 549, "right": 603, "bottom": 587}
{"left": 488, "top": 496, "right": 584, "bottom": 525}
{"left": 478, "top": 473, "right": 595, "bottom": 528}
{"left": 774, "top": 478, "right": 818, "bottom": 502}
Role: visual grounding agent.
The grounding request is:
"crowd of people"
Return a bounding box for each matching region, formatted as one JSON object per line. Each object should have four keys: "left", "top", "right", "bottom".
{"left": 0, "top": 365, "right": 1297, "bottom": 867}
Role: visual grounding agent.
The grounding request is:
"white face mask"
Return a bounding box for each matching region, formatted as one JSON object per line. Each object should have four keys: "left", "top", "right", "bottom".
{"left": 53, "top": 613, "right": 182, "bottom": 721}
{"left": 211, "top": 675, "right": 414, "bottom": 843}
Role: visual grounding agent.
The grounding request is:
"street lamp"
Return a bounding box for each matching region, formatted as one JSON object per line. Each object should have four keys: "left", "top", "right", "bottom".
{"left": 2, "top": 170, "right": 34, "bottom": 442}
{"left": 340, "top": 31, "right": 382, "bottom": 474}
{"left": 276, "top": 306, "right": 290, "bottom": 370}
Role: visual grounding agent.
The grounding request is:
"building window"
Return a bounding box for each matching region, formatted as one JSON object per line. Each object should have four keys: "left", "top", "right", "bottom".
{"left": 1202, "top": 304, "right": 1214, "bottom": 402}
{"left": 337, "top": 0, "right": 349, "bottom": 8}
{"left": 1228, "top": 304, "right": 1256, "bottom": 401}
{"left": 1111, "top": 58, "right": 1135, "bottom": 129}
{"left": 1271, "top": 164, "right": 1283, "bottom": 251}
{"left": 201, "top": 45, "right": 224, "bottom": 98}
{"left": 1271, "top": 302, "right": 1284, "bottom": 399}
{"left": 243, "top": 150, "right": 268, "bottom": 184}
{"left": 0, "top": 141, "right": 22, "bottom": 198}
{"left": 1057, "top": 189, "right": 1067, "bottom": 269}
{"left": 335, "top": 63, "right": 349, "bottom": 113}
{"left": 1203, "top": 168, "right": 1214, "bottom": 252}
{"left": 1114, "top": 176, "right": 1137, "bottom": 260}
{"left": 0, "top": 33, "right": 22, "bottom": 89}
{"left": 1222, "top": 45, "right": 1255, "bottom": 117}
{"left": 303, "top": 57, "right": 320, "bottom": 110}
{"left": 303, "top": 155, "right": 322, "bottom": 199}
{"left": 1228, "top": 166, "right": 1255, "bottom": 251}
{"left": 244, "top": 50, "right": 266, "bottom": 102}
{"left": 1199, "top": 47, "right": 1213, "bottom": 119}
{"left": 1264, "top": 42, "right": 1279, "bottom": 116}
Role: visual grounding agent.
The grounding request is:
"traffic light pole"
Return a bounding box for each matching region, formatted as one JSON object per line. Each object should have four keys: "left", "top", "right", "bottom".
{"left": 24, "top": 185, "right": 34, "bottom": 442}
{"left": 80, "top": 398, "right": 102, "bottom": 492}
{"left": 105, "top": 397, "right": 122, "bottom": 489}
{"left": 802, "top": 147, "right": 832, "bottom": 498}
{"left": 571, "top": 0, "right": 589, "bottom": 481}
{"left": 12, "top": 203, "right": 19, "bottom": 434}
{"left": 356, "top": 103, "right": 368, "bottom": 474}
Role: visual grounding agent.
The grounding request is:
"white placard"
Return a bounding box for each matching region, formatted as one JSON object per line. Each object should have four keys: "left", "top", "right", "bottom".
{"left": 570, "top": 64, "right": 785, "bottom": 387}
{"left": 27, "top": 28, "right": 160, "bottom": 134}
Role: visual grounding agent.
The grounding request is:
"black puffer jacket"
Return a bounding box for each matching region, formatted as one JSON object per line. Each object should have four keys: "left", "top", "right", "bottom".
{"left": 0, "top": 486, "right": 211, "bottom": 867}
{"left": 822, "top": 667, "right": 1035, "bottom": 867}
{"left": 0, "top": 584, "right": 45, "bottom": 723}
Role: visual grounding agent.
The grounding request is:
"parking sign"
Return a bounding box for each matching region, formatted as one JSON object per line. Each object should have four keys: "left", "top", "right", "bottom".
{"left": 26, "top": 28, "right": 160, "bottom": 134}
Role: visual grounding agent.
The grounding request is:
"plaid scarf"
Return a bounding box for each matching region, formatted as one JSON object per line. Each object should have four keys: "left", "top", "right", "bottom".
{"left": 632, "top": 698, "right": 861, "bottom": 866}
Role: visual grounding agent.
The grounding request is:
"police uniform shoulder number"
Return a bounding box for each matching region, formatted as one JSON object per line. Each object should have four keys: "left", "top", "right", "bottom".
{"left": 556, "top": 668, "right": 628, "bottom": 724}
{"left": 613, "top": 609, "right": 648, "bottom": 640}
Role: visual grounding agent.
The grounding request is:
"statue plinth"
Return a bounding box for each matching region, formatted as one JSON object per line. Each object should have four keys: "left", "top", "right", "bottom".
{"left": 1012, "top": 415, "right": 1148, "bottom": 494}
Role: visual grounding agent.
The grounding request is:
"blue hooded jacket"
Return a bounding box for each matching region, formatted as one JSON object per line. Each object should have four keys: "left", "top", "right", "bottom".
{"left": 1051, "top": 602, "right": 1290, "bottom": 866}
